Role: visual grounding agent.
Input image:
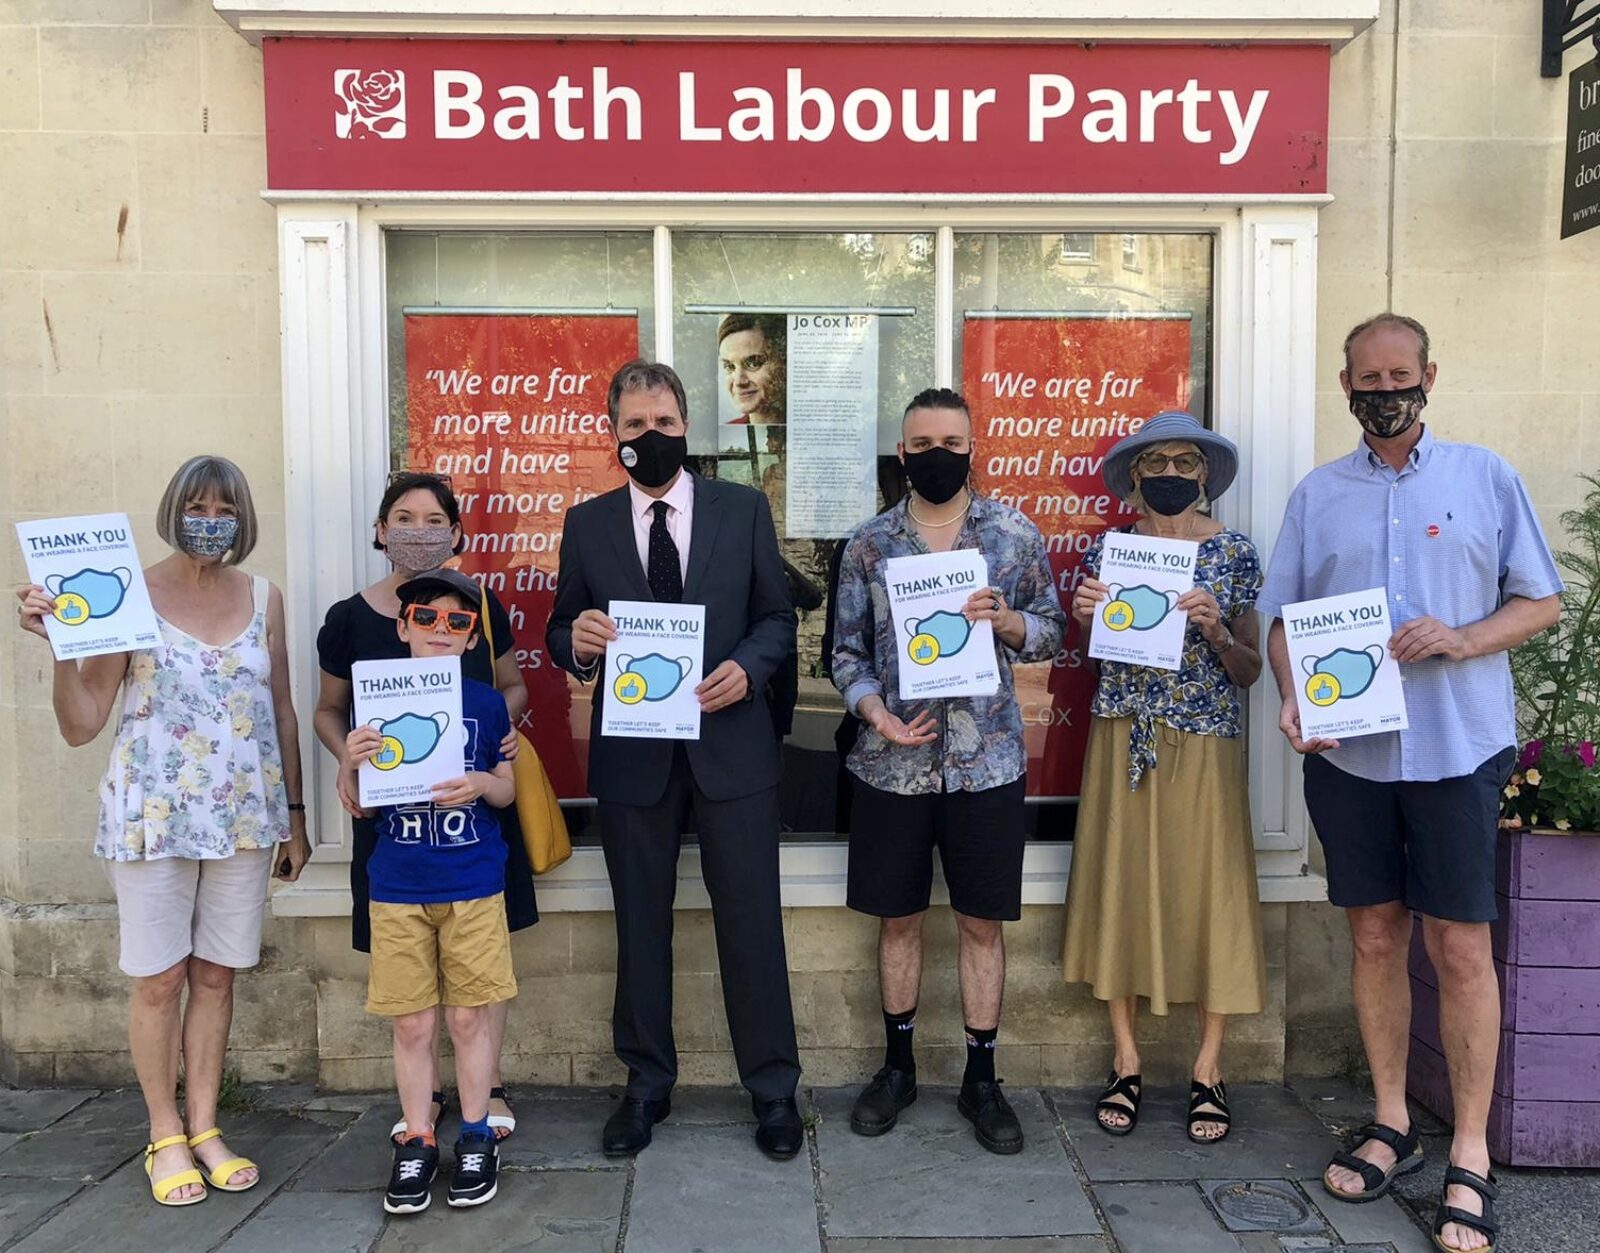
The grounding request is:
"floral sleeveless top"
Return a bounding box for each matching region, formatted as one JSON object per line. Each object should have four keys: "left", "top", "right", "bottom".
{"left": 1086, "top": 528, "right": 1263, "bottom": 790}
{"left": 95, "top": 575, "right": 290, "bottom": 861}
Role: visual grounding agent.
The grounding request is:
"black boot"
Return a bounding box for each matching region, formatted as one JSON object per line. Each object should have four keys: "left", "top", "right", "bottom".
{"left": 957, "top": 1080, "right": 1024, "bottom": 1155}
{"left": 850, "top": 1067, "right": 918, "bottom": 1136}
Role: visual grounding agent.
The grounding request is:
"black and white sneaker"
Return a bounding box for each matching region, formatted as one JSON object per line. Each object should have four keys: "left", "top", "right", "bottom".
{"left": 384, "top": 1137, "right": 440, "bottom": 1214}
{"left": 447, "top": 1131, "right": 499, "bottom": 1208}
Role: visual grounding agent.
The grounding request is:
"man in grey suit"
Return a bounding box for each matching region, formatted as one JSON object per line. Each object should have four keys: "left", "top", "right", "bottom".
{"left": 547, "top": 359, "right": 803, "bottom": 1160}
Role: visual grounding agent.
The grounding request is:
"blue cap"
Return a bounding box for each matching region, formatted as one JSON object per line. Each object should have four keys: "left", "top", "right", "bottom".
{"left": 1101, "top": 411, "right": 1239, "bottom": 503}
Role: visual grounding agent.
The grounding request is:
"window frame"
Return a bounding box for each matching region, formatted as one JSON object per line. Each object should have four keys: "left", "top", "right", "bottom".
{"left": 269, "top": 198, "right": 1327, "bottom": 917}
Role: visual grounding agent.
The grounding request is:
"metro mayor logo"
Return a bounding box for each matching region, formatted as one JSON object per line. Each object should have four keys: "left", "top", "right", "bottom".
{"left": 333, "top": 66, "right": 1274, "bottom": 164}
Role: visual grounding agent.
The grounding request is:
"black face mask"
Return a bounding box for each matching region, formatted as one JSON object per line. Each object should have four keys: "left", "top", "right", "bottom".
{"left": 902, "top": 447, "right": 970, "bottom": 505}
{"left": 1349, "top": 384, "right": 1427, "bottom": 439}
{"left": 617, "top": 430, "right": 687, "bottom": 489}
{"left": 1140, "top": 474, "right": 1202, "bottom": 517}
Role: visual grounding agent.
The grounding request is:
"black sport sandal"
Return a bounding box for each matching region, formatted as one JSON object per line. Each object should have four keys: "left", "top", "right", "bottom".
{"left": 1322, "top": 1121, "right": 1425, "bottom": 1202}
{"left": 1432, "top": 1165, "right": 1498, "bottom": 1253}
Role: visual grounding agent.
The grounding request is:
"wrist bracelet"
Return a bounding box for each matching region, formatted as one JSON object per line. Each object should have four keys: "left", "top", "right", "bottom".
{"left": 286, "top": 802, "right": 306, "bottom": 812}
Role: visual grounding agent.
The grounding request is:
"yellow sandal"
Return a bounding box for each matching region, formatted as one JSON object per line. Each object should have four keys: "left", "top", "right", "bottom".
{"left": 187, "top": 1128, "right": 259, "bottom": 1193}
{"left": 145, "top": 1133, "right": 207, "bottom": 1206}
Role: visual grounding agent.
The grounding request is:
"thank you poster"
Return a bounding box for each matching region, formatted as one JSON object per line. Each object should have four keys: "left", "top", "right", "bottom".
{"left": 352, "top": 657, "right": 466, "bottom": 806}
{"left": 963, "top": 314, "right": 1191, "bottom": 795}
{"left": 1087, "top": 532, "right": 1198, "bottom": 671}
{"left": 1282, "top": 588, "right": 1409, "bottom": 740}
{"left": 601, "top": 599, "right": 706, "bottom": 740}
{"left": 15, "top": 512, "right": 160, "bottom": 660}
{"left": 404, "top": 312, "right": 637, "bottom": 798}
{"left": 884, "top": 550, "right": 999, "bottom": 701}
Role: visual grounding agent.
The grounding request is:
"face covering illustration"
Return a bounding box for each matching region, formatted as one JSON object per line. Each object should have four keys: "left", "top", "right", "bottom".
{"left": 612, "top": 653, "right": 694, "bottom": 704}
{"left": 44, "top": 568, "right": 133, "bottom": 625}
{"left": 370, "top": 711, "right": 451, "bottom": 770}
{"left": 904, "top": 609, "right": 974, "bottom": 665}
{"left": 1302, "top": 646, "right": 1386, "bottom": 706}
{"left": 1100, "top": 584, "right": 1181, "bottom": 633}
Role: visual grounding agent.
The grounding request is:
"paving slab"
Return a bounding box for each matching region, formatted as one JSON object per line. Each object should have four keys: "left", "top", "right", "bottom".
{"left": 217, "top": 1189, "right": 387, "bottom": 1252}
{"left": 374, "top": 1167, "right": 625, "bottom": 1252}
{"left": 0, "top": 1090, "right": 148, "bottom": 1180}
{"left": 1059, "top": 1083, "right": 1336, "bottom": 1183}
{"left": 628, "top": 1122, "right": 819, "bottom": 1253}
{"left": 1318, "top": 1191, "right": 1435, "bottom": 1253}
{"left": 0, "top": 1089, "right": 98, "bottom": 1134}
{"left": 828, "top": 1240, "right": 1113, "bottom": 1252}
{"left": 497, "top": 1091, "right": 627, "bottom": 1171}
{"left": 1095, "top": 1182, "right": 1240, "bottom": 1253}
{"left": 0, "top": 1179, "right": 83, "bottom": 1246}
{"left": 295, "top": 1106, "right": 408, "bottom": 1193}
{"left": 813, "top": 1086, "right": 1099, "bottom": 1239}
{"left": 664, "top": 1085, "right": 765, "bottom": 1125}
{"left": 8, "top": 1109, "right": 336, "bottom": 1252}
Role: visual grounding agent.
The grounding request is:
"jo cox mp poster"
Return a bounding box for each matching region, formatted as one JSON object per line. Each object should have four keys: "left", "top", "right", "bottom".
{"left": 403, "top": 312, "right": 637, "bottom": 799}
{"left": 962, "top": 315, "right": 1191, "bottom": 799}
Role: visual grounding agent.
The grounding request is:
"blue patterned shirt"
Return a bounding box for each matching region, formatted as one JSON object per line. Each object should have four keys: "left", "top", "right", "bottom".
{"left": 1258, "top": 427, "right": 1563, "bottom": 783}
{"left": 832, "top": 494, "right": 1066, "bottom": 795}
{"left": 1087, "top": 528, "right": 1262, "bottom": 789}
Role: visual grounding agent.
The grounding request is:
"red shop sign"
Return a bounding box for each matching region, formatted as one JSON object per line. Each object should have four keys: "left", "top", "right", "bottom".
{"left": 263, "top": 39, "right": 1329, "bottom": 196}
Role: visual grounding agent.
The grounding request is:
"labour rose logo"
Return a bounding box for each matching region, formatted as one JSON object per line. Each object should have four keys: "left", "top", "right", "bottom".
{"left": 334, "top": 69, "right": 406, "bottom": 139}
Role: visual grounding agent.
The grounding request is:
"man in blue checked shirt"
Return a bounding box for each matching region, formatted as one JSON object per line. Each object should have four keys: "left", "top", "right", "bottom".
{"left": 1259, "top": 314, "right": 1562, "bottom": 1253}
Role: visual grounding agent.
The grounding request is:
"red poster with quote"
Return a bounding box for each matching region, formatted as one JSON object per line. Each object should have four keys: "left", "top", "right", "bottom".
{"left": 962, "top": 316, "right": 1192, "bottom": 797}
{"left": 404, "top": 313, "right": 637, "bottom": 799}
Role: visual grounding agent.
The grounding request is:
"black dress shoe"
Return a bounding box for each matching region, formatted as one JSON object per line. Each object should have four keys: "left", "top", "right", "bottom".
{"left": 850, "top": 1066, "right": 918, "bottom": 1136}
{"left": 957, "top": 1080, "right": 1024, "bottom": 1155}
{"left": 602, "top": 1096, "right": 670, "bottom": 1157}
{"left": 753, "top": 1096, "right": 805, "bottom": 1160}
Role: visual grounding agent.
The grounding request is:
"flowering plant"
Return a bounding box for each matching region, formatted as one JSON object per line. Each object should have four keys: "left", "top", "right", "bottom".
{"left": 1504, "top": 474, "right": 1600, "bottom": 833}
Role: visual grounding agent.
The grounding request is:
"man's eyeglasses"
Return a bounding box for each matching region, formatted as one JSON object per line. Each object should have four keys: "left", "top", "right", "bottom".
{"left": 1136, "top": 450, "right": 1205, "bottom": 476}
{"left": 387, "top": 469, "right": 454, "bottom": 490}
{"left": 401, "top": 604, "right": 479, "bottom": 634}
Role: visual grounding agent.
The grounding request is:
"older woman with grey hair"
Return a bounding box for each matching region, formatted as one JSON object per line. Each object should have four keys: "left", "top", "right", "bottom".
{"left": 1061, "top": 411, "right": 1267, "bottom": 1146}
{"left": 15, "top": 455, "right": 309, "bottom": 1207}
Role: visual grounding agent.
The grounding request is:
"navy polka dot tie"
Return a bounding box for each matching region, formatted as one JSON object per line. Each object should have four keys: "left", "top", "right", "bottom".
{"left": 647, "top": 500, "right": 683, "bottom": 603}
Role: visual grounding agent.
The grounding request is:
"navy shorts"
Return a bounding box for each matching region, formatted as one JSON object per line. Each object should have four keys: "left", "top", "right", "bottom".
{"left": 847, "top": 776, "right": 1028, "bottom": 921}
{"left": 1302, "top": 747, "right": 1515, "bottom": 923}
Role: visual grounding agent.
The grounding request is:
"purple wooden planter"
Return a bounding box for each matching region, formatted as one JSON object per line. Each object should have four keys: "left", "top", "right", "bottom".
{"left": 1406, "top": 830, "right": 1600, "bottom": 1167}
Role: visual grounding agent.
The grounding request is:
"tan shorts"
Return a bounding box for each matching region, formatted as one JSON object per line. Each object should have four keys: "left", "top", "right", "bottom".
{"left": 367, "top": 893, "right": 517, "bottom": 1017}
{"left": 103, "top": 849, "right": 274, "bottom": 978}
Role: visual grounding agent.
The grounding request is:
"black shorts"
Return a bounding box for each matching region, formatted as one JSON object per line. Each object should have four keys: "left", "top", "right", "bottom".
{"left": 1303, "top": 747, "right": 1515, "bottom": 923}
{"left": 847, "top": 775, "right": 1028, "bottom": 921}
{"left": 350, "top": 807, "right": 539, "bottom": 954}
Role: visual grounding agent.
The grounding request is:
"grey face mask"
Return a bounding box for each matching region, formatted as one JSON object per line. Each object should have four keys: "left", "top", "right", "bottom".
{"left": 384, "top": 525, "right": 456, "bottom": 573}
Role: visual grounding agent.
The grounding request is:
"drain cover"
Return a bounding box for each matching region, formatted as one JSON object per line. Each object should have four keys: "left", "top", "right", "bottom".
{"left": 1207, "top": 1179, "right": 1316, "bottom": 1232}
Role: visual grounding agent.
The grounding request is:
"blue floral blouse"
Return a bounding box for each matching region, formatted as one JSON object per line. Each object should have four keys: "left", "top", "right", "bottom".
{"left": 1086, "top": 528, "right": 1262, "bottom": 789}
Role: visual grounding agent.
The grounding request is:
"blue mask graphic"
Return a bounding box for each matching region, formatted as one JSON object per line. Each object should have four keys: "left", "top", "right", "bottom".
{"left": 1103, "top": 584, "right": 1179, "bottom": 631}
{"left": 904, "top": 609, "right": 973, "bottom": 664}
{"left": 45, "top": 567, "right": 132, "bottom": 624}
{"left": 371, "top": 711, "right": 450, "bottom": 767}
{"left": 1303, "top": 646, "right": 1385, "bottom": 702}
{"left": 616, "top": 654, "right": 693, "bottom": 702}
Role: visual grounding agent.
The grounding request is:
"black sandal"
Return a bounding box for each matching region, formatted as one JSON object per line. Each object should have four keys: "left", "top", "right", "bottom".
{"left": 1322, "top": 1121, "right": 1425, "bottom": 1203}
{"left": 1186, "top": 1080, "right": 1232, "bottom": 1144}
{"left": 1094, "top": 1072, "right": 1142, "bottom": 1136}
{"left": 1432, "top": 1165, "right": 1498, "bottom": 1253}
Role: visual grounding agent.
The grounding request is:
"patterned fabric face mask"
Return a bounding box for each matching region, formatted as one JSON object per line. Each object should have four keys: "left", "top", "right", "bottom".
{"left": 179, "top": 514, "right": 238, "bottom": 559}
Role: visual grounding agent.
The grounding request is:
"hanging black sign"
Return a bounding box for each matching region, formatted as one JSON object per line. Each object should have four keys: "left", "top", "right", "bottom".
{"left": 1562, "top": 57, "right": 1600, "bottom": 238}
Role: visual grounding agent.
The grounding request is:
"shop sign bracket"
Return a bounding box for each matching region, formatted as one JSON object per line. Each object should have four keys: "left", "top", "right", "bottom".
{"left": 1543, "top": 0, "right": 1600, "bottom": 77}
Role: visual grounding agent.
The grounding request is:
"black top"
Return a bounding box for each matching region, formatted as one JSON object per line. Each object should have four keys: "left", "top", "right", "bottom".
{"left": 316, "top": 586, "right": 513, "bottom": 685}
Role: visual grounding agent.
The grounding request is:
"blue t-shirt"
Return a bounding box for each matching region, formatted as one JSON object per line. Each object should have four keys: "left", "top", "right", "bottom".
{"left": 368, "top": 677, "right": 511, "bottom": 905}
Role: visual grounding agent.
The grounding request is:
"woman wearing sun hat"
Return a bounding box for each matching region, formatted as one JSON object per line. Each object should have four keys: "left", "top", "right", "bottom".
{"left": 1061, "top": 410, "right": 1267, "bottom": 1146}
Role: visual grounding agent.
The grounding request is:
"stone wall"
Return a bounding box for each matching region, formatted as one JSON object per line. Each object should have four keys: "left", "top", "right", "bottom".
{"left": 2, "top": 0, "right": 1597, "bottom": 1089}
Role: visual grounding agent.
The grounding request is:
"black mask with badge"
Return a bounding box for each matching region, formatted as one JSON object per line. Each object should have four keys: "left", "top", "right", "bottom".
{"left": 902, "top": 447, "right": 971, "bottom": 505}
{"left": 1139, "top": 474, "right": 1202, "bottom": 517}
{"left": 1348, "top": 384, "right": 1427, "bottom": 439}
{"left": 617, "top": 430, "right": 687, "bottom": 489}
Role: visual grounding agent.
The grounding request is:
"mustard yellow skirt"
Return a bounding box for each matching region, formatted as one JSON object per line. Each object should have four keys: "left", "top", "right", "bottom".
{"left": 1062, "top": 716, "right": 1266, "bottom": 1016}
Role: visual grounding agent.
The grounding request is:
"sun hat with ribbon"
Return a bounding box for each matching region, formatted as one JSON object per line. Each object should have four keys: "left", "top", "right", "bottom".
{"left": 1100, "top": 410, "right": 1240, "bottom": 504}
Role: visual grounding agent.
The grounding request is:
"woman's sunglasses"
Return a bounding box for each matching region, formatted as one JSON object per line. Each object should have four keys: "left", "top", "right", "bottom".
{"left": 401, "top": 603, "right": 479, "bottom": 634}
{"left": 1136, "top": 450, "right": 1206, "bottom": 476}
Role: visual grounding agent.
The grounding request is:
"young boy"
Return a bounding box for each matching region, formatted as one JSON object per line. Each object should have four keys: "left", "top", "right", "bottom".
{"left": 344, "top": 567, "right": 517, "bottom": 1215}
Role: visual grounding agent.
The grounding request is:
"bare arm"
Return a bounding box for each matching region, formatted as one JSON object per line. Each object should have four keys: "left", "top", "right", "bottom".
{"left": 266, "top": 583, "right": 311, "bottom": 880}
{"left": 493, "top": 649, "right": 528, "bottom": 724}
{"left": 17, "top": 582, "right": 130, "bottom": 745}
{"left": 1388, "top": 594, "right": 1561, "bottom": 664}
{"left": 1218, "top": 607, "right": 1262, "bottom": 688}
{"left": 313, "top": 670, "right": 367, "bottom": 818}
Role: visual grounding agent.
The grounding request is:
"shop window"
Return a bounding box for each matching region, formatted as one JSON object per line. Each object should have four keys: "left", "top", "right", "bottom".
{"left": 1121, "top": 233, "right": 1142, "bottom": 271}
{"left": 954, "top": 231, "right": 1213, "bottom": 837}
{"left": 1059, "top": 232, "right": 1095, "bottom": 263}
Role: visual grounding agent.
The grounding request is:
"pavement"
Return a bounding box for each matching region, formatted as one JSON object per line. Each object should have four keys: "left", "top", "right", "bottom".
{"left": 0, "top": 1078, "right": 1594, "bottom": 1252}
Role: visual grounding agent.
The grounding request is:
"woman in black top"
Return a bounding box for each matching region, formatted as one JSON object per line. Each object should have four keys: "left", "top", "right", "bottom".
{"left": 313, "top": 471, "right": 535, "bottom": 1138}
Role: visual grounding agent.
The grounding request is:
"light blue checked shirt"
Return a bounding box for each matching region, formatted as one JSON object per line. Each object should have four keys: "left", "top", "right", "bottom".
{"left": 1258, "top": 427, "right": 1563, "bottom": 784}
